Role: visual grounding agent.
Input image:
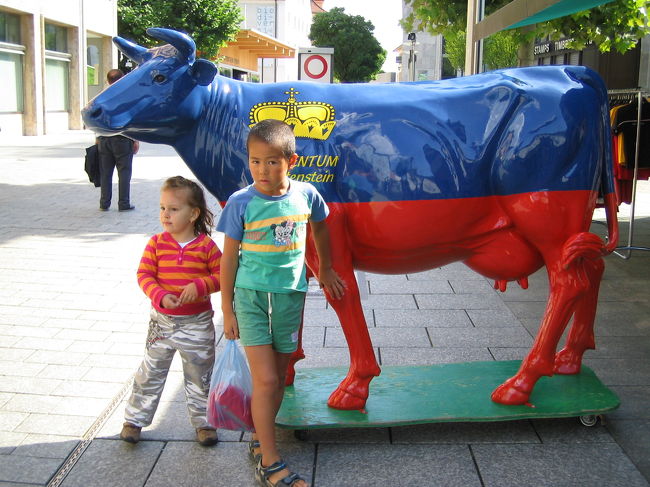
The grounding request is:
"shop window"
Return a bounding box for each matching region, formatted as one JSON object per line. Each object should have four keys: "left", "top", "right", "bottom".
{"left": 45, "top": 23, "right": 67, "bottom": 53}
{"left": 0, "top": 11, "right": 20, "bottom": 44}
{"left": 45, "top": 58, "right": 69, "bottom": 111}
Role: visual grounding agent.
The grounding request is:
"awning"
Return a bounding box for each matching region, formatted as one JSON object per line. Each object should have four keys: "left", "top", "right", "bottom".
{"left": 505, "top": 0, "right": 617, "bottom": 30}
{"left": 229, "top": 29, "right": 295, "bottom": 59}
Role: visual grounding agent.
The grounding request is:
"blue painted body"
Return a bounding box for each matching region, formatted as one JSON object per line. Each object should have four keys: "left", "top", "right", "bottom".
{"left": 82, "top": 30, "right": 614, "bottom": 206}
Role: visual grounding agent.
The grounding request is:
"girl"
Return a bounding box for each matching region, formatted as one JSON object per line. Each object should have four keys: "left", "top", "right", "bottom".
{"left": 121, "top": 176, "right": 222, "bottom": 446}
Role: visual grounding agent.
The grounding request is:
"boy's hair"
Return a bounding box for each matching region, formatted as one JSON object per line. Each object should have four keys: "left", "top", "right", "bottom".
{"left": 247, "top": 119, "right": 296, "bottom": 159}
{"left": 162, "top": 176, "right": 214, "bottom": 236}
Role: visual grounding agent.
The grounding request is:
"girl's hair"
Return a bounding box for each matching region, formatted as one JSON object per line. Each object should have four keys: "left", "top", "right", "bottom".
{"left": 247, "top": 119, "right": 296, "bottom": 159}
{"left": 162, "top": 176, "right": 214, "bottom": 236}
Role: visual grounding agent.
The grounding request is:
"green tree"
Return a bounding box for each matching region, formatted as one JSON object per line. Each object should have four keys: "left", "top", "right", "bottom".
{"left": 403, "top": 0, "right": 650, "bottom": 72}
{"left": 309, "top": 7, "right": 386, "bottom": 83}
{"left": 117, "top": 0, "right": 242, "bottom": 64}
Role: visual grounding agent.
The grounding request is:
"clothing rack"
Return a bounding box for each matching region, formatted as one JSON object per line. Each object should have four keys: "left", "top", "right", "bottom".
{"left": 607, "top": 89, "right": 650, "bottom": 259}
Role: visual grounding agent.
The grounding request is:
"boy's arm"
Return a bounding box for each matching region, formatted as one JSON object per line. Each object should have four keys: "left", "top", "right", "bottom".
{"left": 309, "top": 219, "right": 346, "bottom": 300}
{"left": 220, "top": 235, "right": 241, "bottom": 339}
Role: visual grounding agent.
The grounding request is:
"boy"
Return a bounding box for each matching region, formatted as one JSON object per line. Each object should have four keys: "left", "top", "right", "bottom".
{"left": 218, "top": 119, "right": 344, "bottom": 487}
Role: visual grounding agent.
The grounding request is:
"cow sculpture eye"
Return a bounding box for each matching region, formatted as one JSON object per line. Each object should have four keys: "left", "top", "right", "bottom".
{"left": 153, "top": 74, "right": 166, "bottom": 83}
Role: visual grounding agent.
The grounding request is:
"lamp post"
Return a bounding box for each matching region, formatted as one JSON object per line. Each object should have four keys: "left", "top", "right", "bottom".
{"left": 408, "top": 32, "right": 416, "bottom": 82}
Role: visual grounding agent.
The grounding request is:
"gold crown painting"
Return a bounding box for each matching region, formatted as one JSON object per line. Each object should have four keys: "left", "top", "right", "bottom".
{"left": 248, "top": 88, "right": 337, "bottom": 140}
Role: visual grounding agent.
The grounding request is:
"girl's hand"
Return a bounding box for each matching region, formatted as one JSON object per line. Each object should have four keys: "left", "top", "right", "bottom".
{"left": 179, "top": 282, "right": 198, "bottom": 304}
{"left": 162, "top": 294, "right": 180, "bottom": 309}
{"left": 318, "top": 267, "right": 346, "bottom": 300}
{"left": 223, "top": 311, "right": 239, "bottom": 340}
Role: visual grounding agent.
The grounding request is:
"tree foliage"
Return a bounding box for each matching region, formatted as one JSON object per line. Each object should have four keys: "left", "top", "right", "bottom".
{"left": 117, "top": 0, "right": 243, "bottom": 61}
{"left": 402, "top": 0, "right": 650, "bottom": 72}
{"left": 309, "top": 7, "right": 386, "bottom": 83}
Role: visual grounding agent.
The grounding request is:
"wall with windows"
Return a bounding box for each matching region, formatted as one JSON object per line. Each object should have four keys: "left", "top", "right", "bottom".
{"left": 0, "top": 0, "right": 116, "bottom": 136}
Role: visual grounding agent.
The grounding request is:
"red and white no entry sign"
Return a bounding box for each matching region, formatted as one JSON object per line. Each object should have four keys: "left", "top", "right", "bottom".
{"left": 298, "top": 48, "right": 333, "bottom": 83}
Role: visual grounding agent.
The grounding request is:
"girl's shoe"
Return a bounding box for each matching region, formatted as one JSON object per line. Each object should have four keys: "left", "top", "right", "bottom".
{"left": 255, "top": 457, "right": 306, "bottom": 487}
{"left": 120, "top": 422, "right": 141, "bottom": 443}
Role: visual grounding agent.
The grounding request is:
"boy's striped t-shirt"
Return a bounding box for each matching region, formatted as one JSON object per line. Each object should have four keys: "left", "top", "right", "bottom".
{"left": 217, "top": 181, "right": 328, "bottom": 293}
{"left": 137, "top": 232, "right": 221, "bottom": 315}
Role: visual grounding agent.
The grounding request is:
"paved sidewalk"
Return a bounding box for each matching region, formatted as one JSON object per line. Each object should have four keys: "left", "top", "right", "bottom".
{"left": 0, "top": 130, "right": 649, "bottom": 486}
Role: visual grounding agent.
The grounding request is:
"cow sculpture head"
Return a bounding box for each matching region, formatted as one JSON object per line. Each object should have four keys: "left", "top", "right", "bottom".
{"left": 82, "top": 28, "right": 217, "bottom": 143}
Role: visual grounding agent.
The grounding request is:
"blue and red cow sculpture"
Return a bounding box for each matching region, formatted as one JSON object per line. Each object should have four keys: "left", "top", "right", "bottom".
{"left": 83, "top": 28, "right": 619, "bottom": 410}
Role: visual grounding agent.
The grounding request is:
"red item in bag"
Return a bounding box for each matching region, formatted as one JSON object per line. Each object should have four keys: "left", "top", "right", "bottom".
{"left": 207, "top": 384, "right": 254, "bottom": 431}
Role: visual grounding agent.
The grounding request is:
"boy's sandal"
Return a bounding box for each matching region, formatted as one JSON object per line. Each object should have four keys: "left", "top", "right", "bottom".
{"left": 256, "top": 457, "right": 306, "bottom": 487}
{"left": 248, "top": 439, "right": 262, "bottom": 463}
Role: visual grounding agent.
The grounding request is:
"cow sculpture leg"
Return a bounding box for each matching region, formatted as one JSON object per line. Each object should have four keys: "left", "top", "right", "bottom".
{"left": 305, "top": 208, "right": 381, "bottom": 410}
{"left": 491, "top": 232, "right": 606, "bottom": 405}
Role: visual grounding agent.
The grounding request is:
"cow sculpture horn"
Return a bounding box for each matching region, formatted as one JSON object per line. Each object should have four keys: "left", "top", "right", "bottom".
{"left": 147, "top": 27, "right": 196, "bottom": 63}
{"left": 113, "top": 36, "right": 152, "bottom": 65}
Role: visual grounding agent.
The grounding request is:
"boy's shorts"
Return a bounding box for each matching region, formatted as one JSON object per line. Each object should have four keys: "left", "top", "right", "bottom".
{"left": 234, "top": 288, "right": 306, "bottom": 354}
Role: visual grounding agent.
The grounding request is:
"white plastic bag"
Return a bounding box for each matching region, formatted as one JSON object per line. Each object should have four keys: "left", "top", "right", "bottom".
{"left": 207, "top": 340, "right": 254, "bottom": 431}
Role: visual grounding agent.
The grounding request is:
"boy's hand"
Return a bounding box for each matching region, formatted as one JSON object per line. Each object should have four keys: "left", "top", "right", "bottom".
{"left": 179, "top": 282, "right": 198, "bottom": 304}
{"left": 318, "top": 267, "right": 346, "bottom": 300}
{"left": 162, "top": 294, "right": 180, "bottom": 309}
{"left": 223, "top": 311, "right": 239, "bottom": 340}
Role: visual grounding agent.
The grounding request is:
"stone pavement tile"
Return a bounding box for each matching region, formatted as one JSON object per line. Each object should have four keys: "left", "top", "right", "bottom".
{"left": 584, "top": 358, "right": 650, "bottom": 386}
{"left": 301, "top": 325, "right": 326, "bottom": 348}
{"left": 466, "top": 309, "right": 521, "bottom": 327}
{"left": 590, "top": 336, "right": 650, "bottom": 358}
{"left": 606, "top": 419, "right": 650, "bottom": 482}
{"left": 13, "top": 434, "right": 78, "bottom": 459}
{"left": 296, "top": 347, "right": 374, "bottom": 368}
{"left": 0, "top": 431, "right": 27, "bottom": 454}
{"left": 416, "top": 293, "right": 509, "bottom": 310}
{"left": 0, "top": 376, "right": 62, "bottom": 395}
{"left": 505, "top": 300, "right": 546, "bottom": 320}
{"left": 472, "top": 443, "right": 648, "bottom": 487}
{"left": 52, "top": 380, "right": 124, "bottom": 399}
{"left": 325, "top": 327, "right": 429, "bottom": 348}
{"left": 369, "top": 279, "right": 453, "bottom": 294}
{"left": 81, "top": 366, "right": 137, "bottom": 383}
{"left": 315, "top": 443, "right": 481, "bottom": 486}
{"left": 81, "top": 353, "right": 143, "bottom": 369}
{"left": 145, "top": 440, "right": 304, "bottom": 487}
{"left": 392, "top": 420, "right": 539, "bottom": 444}
{"left": 0, "top": 336, "right": 19, "bottom": 347}
{"left": 593, "top": 301, "right": 650, "bottom": 337}
{"left": 65, "top": 341, "right": 114, "bottom": 354}
{"left": 427, "top": 327, "right": 532, "bottom": 348}
{"left": 0, "top": 347, "right": 34, "bottom": 362}
{"left": 608, "top": 386, "right": 650, "bottom": 420}
{"left": 105, "top": 331, "right": 146, "bottom": 344}
{"left": 531, "top": 418, "right": 616, "bottom": 443}
{"left": 25, "top": 350, "right": 89, "bottom": 366}
{"left": 105, "top": 342, "right": 147, "bottom": 356}
{"left": 374, "top": 309, "right": 471, "bottom": 328}
{"left": 14, "top": 337, "right": 73, "bottom": 352}
{"left": 0, "top": 393, "right": 12, "bottom": 408}
{"left": 3, "top": 324, "right": 61, "bottom": 338}
{"left": 39, "top": 364, "right": 91, "bottom": 380}
{"left": 0, "top": 361, "right": 46, "bottom": 377}
{"left": 4, "top": 394, "right": 62, "bottom": 415}
{"left": 449, "top": 278, "right": 498, "bottom": 294}
{"left": 14, "top": 413, "right": 94, "bottom": 437}
{"left": 408, "top": 263, "right": 484, "bottom": 280}
{"left": 360, "top": 294, "right": 418, "bottom": 310}
{"left": 54, "top": 329, "right": 111, "bottom": 341}
{"left": 0, "top": 453, "right": 63, "bottom": 484}
{"left": 365, "top": 272, "right": 408, "bottom": 282}
{"left": 303, "top": 308, "right": 373, "bottom": 327}
{"left": 489, "top": 347, "right": 528, "bottom": 361}
{"left": 380, "top": 347, "right": 493, "bottom": 366}
{"left": 60, "top": 439, "right": 164, "bottom": 487}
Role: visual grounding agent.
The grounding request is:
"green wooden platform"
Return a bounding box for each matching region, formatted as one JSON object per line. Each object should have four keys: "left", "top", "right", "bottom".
{"left": 276, "top": 360, "right": 619, "bottom": 429}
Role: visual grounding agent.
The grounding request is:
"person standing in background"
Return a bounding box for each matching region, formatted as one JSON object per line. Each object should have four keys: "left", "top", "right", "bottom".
{"left": 97, "top": 69, "right": 139, "bottom": 211}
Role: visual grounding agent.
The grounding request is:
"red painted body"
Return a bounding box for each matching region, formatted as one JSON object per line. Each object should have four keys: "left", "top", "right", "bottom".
{"left": 293, "top": 189, "right": 618, "bottom": 409}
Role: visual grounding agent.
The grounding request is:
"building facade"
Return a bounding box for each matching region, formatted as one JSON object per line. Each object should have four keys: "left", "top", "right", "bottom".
{"left": 0, "top": 0, "right": 117, "bottom": 136}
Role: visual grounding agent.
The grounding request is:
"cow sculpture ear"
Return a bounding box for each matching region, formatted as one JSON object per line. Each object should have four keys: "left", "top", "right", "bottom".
{"left": 190, "top": 59, "right": 217, "bottom": 86}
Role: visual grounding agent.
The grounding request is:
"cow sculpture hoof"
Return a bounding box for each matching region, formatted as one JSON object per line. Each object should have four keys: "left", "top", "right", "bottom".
{"left": 553, "top": 348, "right": 583, "bottom": 375}
{"left": 327, "top": 374, "right": 376, "bottom": 410}
{"left": 491, "top": 378, "right": 533, "bottom": 405}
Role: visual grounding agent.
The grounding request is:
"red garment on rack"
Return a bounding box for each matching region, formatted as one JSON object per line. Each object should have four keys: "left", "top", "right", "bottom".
{"left": 612, "top": 134, "right": 650, "bottom": 205}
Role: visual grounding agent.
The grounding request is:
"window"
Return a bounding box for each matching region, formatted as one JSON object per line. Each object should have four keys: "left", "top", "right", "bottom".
{"left": 44, "top": 23, "right": 67, "bottom": 53}
{"left": 0, "top": 11, "right": 21, "bottom": 44}
{"left": 45, "top": 58, "right": 69, "bottom": 111}
{"left": 0, "top": 51, "right": 23, "bottom": 112}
